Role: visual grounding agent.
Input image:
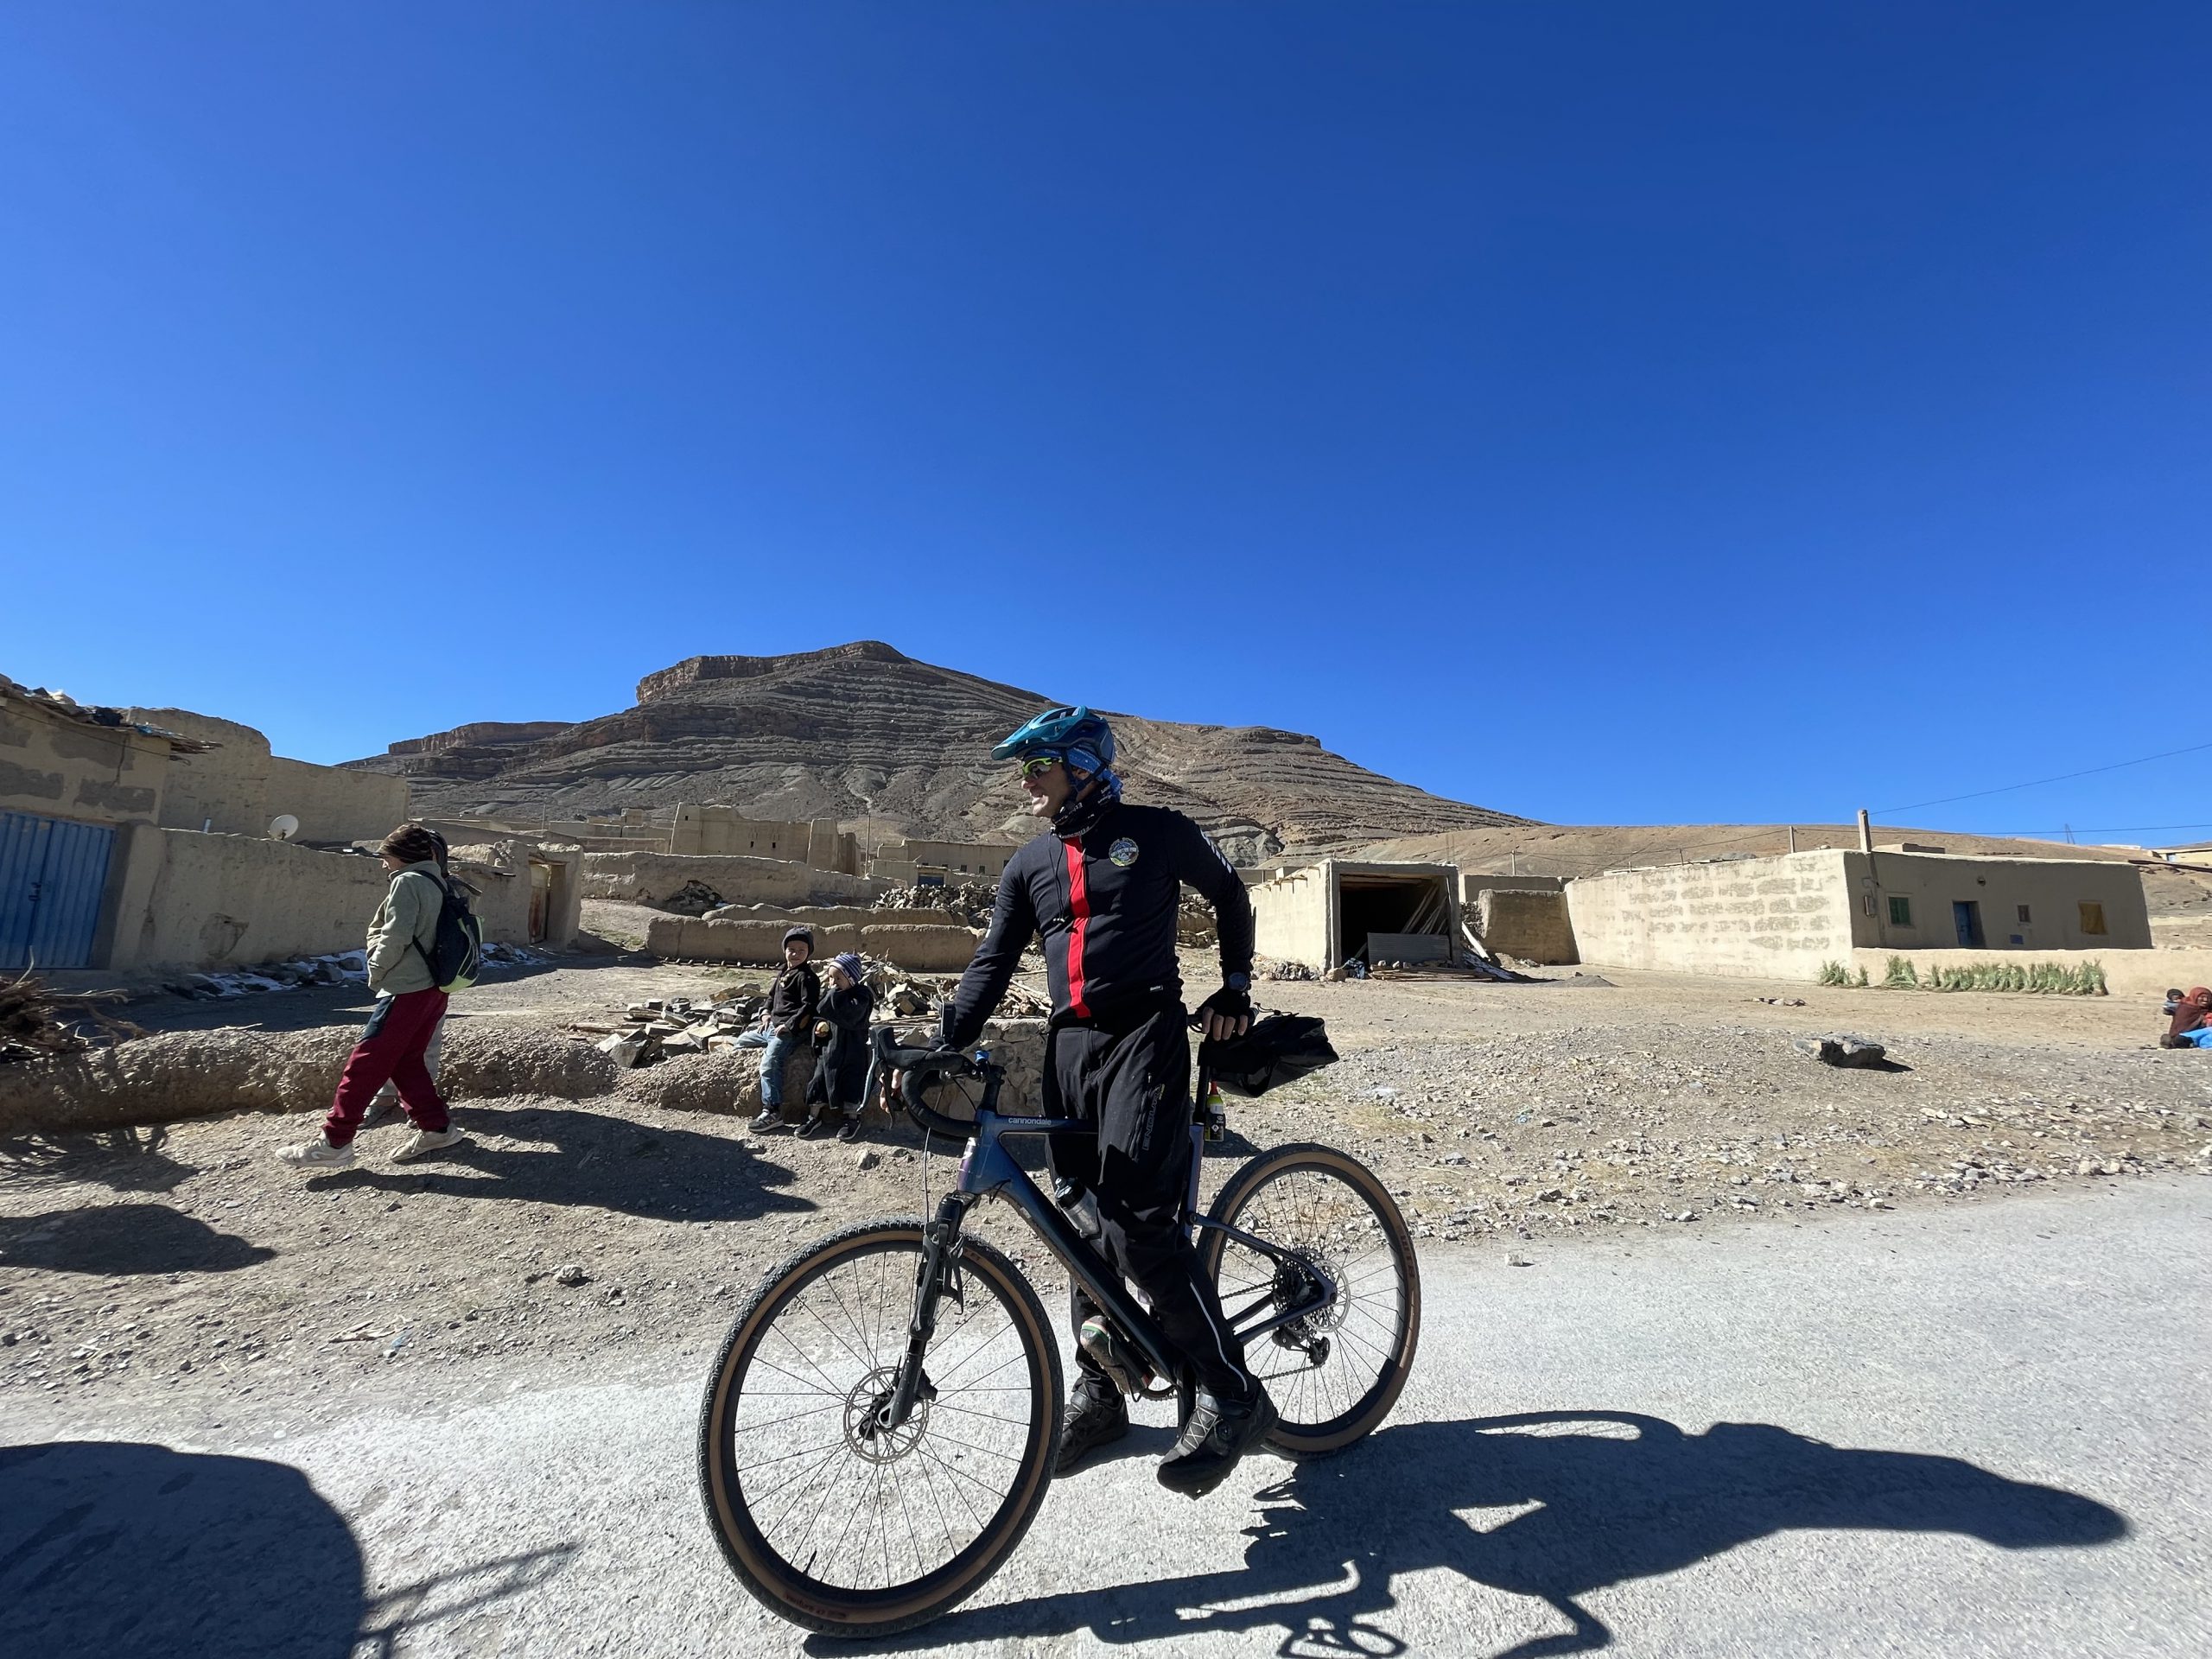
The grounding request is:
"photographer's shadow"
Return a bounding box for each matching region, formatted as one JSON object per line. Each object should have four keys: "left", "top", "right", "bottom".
{"left": 921, "top": 1411, "right": 2126, "bottom": 1659}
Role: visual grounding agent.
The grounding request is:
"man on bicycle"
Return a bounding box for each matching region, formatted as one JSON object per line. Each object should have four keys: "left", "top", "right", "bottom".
{"left": 938, "top": 705, "right": 1274, "bottom": 1497}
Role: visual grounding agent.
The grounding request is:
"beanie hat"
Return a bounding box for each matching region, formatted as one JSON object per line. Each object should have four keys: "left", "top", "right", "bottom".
{"left": 833, "top": 951, "right": 863, "bottom": 982}
{"left": 782, "top": 926, "right": 814, "bottom": 952}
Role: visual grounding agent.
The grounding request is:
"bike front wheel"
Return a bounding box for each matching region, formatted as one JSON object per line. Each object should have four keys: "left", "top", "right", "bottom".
{"left": 1198, "top": 1143, "right": 1421, "bottom": 1455}
{"left": 698, "top": 1217, "right": 1063, "bottom": 1637}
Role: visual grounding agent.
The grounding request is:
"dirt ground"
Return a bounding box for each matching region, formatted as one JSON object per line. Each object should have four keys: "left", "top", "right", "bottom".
{"left": 3, "top": 944, "right": 2206, "bottom": 1418}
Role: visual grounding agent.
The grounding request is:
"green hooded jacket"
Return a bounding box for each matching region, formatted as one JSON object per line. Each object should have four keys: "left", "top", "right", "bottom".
{"left": 365, "top": 861, "right": 447, "bottom": 995}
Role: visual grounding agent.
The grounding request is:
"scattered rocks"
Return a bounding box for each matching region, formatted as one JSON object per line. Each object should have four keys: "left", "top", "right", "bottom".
{"left": 554, "top": 1264, "right": 588, "bottom": 1287}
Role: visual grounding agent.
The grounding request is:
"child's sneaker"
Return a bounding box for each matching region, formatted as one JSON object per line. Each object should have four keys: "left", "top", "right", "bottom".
{"left": 276, "top": 1136, "right": 355, "bottom": 1172}
{"left": 361, "top": 1096, "right": 407, "bottom": 1128}
{"left": 391, "top": 1127, "right": 468, "bottom": 1164}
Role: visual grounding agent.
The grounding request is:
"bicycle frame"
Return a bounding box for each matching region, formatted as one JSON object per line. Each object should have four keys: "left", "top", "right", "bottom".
{"left": 881, "top": 1099, "right": 1338, "bottom": 1433}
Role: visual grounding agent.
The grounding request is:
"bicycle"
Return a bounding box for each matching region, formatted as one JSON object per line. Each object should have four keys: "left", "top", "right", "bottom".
{"left": 697, "top": 1020, "right": 1421, "bottom": 1637}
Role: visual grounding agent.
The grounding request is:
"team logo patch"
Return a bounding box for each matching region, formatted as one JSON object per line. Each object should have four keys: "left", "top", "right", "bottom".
{"left": 1109, "top": 837, "right": 1140, "bottom": 868}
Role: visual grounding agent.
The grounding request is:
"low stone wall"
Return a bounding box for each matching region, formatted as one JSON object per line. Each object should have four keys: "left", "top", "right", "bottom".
{"left": 582, "top": 852, "right": 878, "bottom": 909}
{"left": 858, "top": 925, "right": 981, "bottom": 972}
{"left": 1474, "top": 887, "right": 1578, "bottom": 964}
{"left": 702, "top": 905, "right": 959, "bottom": 928}
{"left": 0, "top": 1015, "right": 1047, "bottom": 1135}
{"left": 1847, "top": 945, "right": 2212, "bottom": 998}
{"left": 645, "top": 916, "right": 980, "bottom": 972}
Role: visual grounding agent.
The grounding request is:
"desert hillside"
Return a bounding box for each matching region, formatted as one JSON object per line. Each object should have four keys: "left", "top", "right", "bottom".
{"left": 350, "top": 641, "right": 1534, "bottom": 861}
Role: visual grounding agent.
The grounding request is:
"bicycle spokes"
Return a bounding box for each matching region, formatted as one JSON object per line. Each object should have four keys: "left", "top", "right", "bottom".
{"left": 721, "top": 1239, "right": 1040, "bottom": 1593}
{"left": 1211, "top": 1163, "right": 1409, "bottom": 1433}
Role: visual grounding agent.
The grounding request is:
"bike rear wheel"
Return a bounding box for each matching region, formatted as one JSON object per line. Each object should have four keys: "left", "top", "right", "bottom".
{"left": 1198, "top": 1143, "right": 1420, "bottom": 1454}
{"left": 698, "top": 1218, "right": 1062, "bottom": 1637}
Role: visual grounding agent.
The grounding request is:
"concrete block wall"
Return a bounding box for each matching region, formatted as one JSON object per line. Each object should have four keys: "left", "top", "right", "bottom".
{"left": 1250, "top": 866, "right": 1334, "bottom": 969}
{"left": 1474, "top": 887, "right": 1578, "bottom": 963}
{"left": 1566, "top": 852, "right": 1857, "bottom": 980}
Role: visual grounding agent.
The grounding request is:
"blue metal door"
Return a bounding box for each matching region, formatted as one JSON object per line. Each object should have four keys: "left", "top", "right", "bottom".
{"left": 1951, "top": 899, "right": 1984, "bottom": 950}
{"left": 0, "top": 811, "right": 117, "bottom": 971}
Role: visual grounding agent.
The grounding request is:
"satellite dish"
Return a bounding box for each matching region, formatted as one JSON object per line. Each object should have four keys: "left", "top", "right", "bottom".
{"left": 269, "top": 814, "right": 301, "bottom": 841}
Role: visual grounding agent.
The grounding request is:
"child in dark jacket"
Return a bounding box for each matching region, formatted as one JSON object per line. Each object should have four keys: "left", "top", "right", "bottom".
{"left": 744, "top": 928, "right": 821, "bottom": 1131}
{"left": 803, "top": 953, "right": 877, "bottom": 1141}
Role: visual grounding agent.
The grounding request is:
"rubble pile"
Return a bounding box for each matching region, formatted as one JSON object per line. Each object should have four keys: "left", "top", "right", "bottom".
{"left": 874, "top": 883, "right": 996, "bottom": 927}
{"left": 1177, "top": 890, "right": 1218, "bottom": 949}
{"left": 856, "top": 969, "right": 1051, "bottom": 1022}
{"left": 661, "top": 880, "right": 725, "bottom": 917}
{"left": 1257, "top": 959, "right": 1318, "bottom": 982}
{"left": 594, "top": 986, "right": 764, "bottom": 1069}
{"left": 0, "top": 971, "right": 142, "bottom": 1066}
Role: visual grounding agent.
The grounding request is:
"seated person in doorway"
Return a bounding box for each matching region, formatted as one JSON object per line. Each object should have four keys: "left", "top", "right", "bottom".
{"left": 742, "top": 928, "right": 821, "bottom": 1129}
{"left": 2161, "top": 986, "right": 2212, "bottom": 1049}
{"left": 801, "top": 952, "right": 876, "bottom": 1141}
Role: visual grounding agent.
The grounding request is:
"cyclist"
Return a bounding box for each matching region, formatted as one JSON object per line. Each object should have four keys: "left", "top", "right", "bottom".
{"left": 937, "top": 705, "right": 1273, "bottom": 1497}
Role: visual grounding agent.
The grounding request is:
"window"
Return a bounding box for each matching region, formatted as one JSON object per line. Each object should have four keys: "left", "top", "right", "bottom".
{"left": 2016, "top": 905, "right": 2031, "bottom": 925}
{"left": 1888, "top": 895, "right": 1913, "bottom": 926}
{"left": 2078, "top": 902, "right": 2107, "bottom": 936}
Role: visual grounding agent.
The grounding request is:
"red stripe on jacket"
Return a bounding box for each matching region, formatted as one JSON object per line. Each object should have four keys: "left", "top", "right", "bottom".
{"left": 1062, "top": 837, "right": 1091, "bottom": 1017}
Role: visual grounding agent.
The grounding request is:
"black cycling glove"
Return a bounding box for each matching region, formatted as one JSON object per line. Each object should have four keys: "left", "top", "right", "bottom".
{"left": 1197, "top": 982, "right": 1252, "bottom": 1028}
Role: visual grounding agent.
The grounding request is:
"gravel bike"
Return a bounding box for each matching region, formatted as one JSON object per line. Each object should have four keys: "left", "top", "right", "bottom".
{"left": 696, "top": 1022, "right": 1421, "bottom": 1637}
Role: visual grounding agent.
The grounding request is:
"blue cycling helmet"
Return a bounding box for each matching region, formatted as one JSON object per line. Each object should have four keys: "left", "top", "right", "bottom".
{"left": 992, "top": 706, "right": 1115, "bottom": 776}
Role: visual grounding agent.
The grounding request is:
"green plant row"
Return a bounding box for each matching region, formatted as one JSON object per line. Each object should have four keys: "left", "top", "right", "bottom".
{"left": 1853, "top": 956, "right": 2108, "bottom": 995}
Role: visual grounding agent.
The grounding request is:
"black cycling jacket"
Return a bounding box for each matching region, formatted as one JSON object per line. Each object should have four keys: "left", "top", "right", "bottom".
{"left": 943, "top": 803, "right": 1255, "bottom": 1048}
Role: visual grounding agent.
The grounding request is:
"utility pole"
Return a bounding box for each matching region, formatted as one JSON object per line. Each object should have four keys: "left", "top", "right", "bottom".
{"left": 1857, "top": 808, "right": 1872, "bottom": 853}
{"left": 1787, "top": 825, "right": 1796, "bottom": 855}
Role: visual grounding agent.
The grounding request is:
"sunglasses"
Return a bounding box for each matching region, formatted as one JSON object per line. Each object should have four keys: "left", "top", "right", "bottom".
{"left": 1016, "top": 755, "right": 1063, "bottom": 781}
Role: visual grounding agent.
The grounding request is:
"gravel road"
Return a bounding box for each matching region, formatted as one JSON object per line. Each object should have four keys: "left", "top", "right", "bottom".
{"left": 3, "top": 1178, "right": 2204, "bottom": 1658}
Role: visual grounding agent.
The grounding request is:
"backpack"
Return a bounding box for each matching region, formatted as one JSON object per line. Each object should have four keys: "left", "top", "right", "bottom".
{"left": 1204, "top": 1014, "right": 1338, "bottom": 1097}
{"left": 407, "top": 871, "right": 484, "bottom": 993}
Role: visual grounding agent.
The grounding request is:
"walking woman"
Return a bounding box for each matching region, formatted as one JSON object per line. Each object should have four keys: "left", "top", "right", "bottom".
{"left": 277, "top": 825, "right": 470, "bottom": 1169}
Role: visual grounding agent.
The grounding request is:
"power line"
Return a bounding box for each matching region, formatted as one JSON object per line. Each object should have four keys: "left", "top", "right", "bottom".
{"left": 1974, "top": 822, "right": 2212, "bottom": 837}
{"left": 1873, "top": 739, "right": 2212, "bottom": 815}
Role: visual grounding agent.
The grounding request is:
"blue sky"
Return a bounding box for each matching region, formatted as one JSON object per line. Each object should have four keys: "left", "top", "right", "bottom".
{"left": 3, "top": 3, "right": 2206, "bottom": 840}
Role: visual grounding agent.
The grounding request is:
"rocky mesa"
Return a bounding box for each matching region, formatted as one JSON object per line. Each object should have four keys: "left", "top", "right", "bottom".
{"left": 348, "top": 640, "right": 1532, "bottom": 859}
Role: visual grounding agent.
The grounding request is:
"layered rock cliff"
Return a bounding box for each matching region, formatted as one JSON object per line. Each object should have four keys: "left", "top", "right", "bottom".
{"left": 350, "top": 642, "right": 1532, "bottom": 860}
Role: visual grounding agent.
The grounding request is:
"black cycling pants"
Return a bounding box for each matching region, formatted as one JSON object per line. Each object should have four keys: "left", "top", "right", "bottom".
{"left": 1045, "top": 1003, "right": 1249, "bottom": 1400}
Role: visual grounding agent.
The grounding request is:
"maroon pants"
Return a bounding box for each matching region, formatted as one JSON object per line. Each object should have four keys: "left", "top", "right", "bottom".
{"left": 323, "top": 988, "right": 450, "bottom": 1147}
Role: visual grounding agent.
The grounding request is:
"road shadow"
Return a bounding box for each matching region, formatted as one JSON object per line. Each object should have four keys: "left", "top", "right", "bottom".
{"left": 316, "top": 1102, "right": 817, "bottom": 1224}
{"left": 0, "top": 1124, "right": 197, "bottom": 1193}
{"left": 0, "top": 1440, "right": 363, "bottom": 1657}
{"left": 353, "top": 1543, "right": 579, "bottom": 1657}
{"left": 0, "top": 1202, "right": 273, "bottom": 1275}
{"left": 869, "top": 1411, "right": 2126, "bottom": 1658}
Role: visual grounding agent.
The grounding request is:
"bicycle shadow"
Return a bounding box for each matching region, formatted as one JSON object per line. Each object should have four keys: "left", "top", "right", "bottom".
{"left": 871, "top": 1411, "right": 2126, "bottom": 1658}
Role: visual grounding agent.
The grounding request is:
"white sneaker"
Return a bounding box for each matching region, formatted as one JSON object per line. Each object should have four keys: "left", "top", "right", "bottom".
{"left": 276, "top": 1137, "right": 356, "bottom": 1171}
{"left": 361, "top": 1096, "right": 406, "bottom": 1128}
{"left": 391, "top": 1127, "right": 468, "bottom": 1164}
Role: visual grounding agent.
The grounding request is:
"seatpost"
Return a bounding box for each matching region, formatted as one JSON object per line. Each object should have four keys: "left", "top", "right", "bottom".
{"left": 1185, "top": 1039, "right": 1226, "bottom": 1236}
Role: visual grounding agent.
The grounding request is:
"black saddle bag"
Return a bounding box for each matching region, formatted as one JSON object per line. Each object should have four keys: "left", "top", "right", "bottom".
{"left": 1204, "top": 1014, "right": 1338, "bottom": 1097}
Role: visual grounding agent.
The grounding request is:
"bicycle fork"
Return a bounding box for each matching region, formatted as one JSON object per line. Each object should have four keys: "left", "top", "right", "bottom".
{"left": 876, "top": 1192, "right": 974, "bottom": 1435}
